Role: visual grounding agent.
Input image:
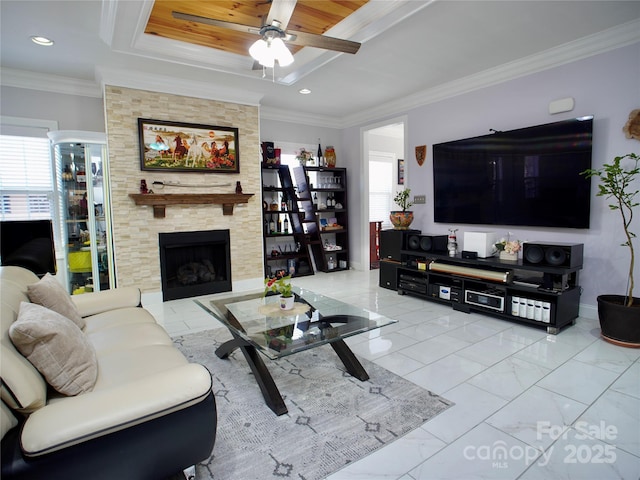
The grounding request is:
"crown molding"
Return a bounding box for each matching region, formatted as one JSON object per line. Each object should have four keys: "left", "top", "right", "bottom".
{"left": 95, "top": 66, "right": 264, "bottom": 106}
{"left": 341, "top": 18, "right": 640, "bottom": 128}
{"left": 259, "top": 106, "right": 339, "bottom": 129}
{"left": 99, "top": 0, "right": 118, "bottom": 46}
{"left": 0, "top": 68, "right": 102, "bottom": 98}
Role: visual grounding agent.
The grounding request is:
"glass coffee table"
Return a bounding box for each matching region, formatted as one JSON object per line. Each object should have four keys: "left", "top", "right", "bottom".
{"left": 195, "top": 287, "right": 397, "bottom": 415}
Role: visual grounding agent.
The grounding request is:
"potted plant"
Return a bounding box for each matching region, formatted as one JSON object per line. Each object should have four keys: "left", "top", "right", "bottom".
{"left": 581, "top": 152, "right": 640, "bottom": 346}
{"left": 494, "top": 234, "right": 522, "bottom": 261}
{"left": 296, "top": 148, "right": 313, "bottom": 166}
{"left": 390, "top": 188, "right": 414, "bottom": 230}
{"left": 264, "top": 272, "right": 295, "bottom": 310}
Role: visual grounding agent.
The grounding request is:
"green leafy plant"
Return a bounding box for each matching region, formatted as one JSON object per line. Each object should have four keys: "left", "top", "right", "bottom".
{"left": 393, "top": 188, "right": 414, "bottom": 212}
{"left": 581, "top": 153, "right": 639, "bottom": 307}
{"left": 264, "top": 273, "right": 292, "bottom": 298}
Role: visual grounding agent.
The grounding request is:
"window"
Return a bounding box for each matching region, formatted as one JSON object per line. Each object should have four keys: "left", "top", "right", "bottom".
{"left": 0, "top": 135, "right": 54, "bottom": 220}
{"left": 369, "top": 153, "right": 395, "bottom": 228}
{"left": 0, "top": 118, "right": 62, "bottom": 265}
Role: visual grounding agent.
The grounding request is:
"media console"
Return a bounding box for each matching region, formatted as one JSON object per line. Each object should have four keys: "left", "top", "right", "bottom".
{"left": 395, "top": 249, "right": 583, "bottom": 334}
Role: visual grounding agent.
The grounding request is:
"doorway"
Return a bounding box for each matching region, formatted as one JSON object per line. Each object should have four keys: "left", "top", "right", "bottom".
{"left": 361, "top": 118, "right": 407, "bottom": 270}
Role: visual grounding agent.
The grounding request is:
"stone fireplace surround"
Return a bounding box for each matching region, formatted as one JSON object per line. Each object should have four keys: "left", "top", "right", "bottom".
{"left": 104, "top": 85, "right": 263, "bottom": 298}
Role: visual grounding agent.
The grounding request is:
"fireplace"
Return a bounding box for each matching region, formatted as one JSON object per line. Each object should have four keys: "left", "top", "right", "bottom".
{"left": 159, "top": 229, "right": 231, "bottom": 301}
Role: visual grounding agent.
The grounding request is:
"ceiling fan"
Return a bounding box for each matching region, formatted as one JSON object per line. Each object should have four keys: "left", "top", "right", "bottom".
{"left": 171, "top": 0, "right": 361, "bottom": 68}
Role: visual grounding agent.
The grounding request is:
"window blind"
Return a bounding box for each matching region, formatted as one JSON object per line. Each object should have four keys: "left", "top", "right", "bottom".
{"left": 369, "top": 159, "right": 394, "bottom": 227}
{"left": 0, "top": 135, "right": 54, "bottom": 220}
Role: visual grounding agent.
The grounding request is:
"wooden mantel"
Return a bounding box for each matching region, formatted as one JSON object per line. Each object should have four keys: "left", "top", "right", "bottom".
{"left": 129, "top": 193, "right": 254, "bottom": 218}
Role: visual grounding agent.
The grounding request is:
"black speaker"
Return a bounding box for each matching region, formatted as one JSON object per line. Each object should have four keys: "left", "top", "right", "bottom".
{"left": 407, "top": 234, "right": 448, "bottom": 253}
{"left": 523, "top": 242, "right": 584, "bottom": 268}
{"left": 380, "top": 229, "right": 419, "bottom": 261}
{"left": 379, "top": 261, "right": 400, "bottom": 290}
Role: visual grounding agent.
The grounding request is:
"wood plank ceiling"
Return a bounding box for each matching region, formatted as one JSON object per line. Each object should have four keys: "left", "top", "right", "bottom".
{"left": 145, "top": 0, "right": 368, "bottom": 58}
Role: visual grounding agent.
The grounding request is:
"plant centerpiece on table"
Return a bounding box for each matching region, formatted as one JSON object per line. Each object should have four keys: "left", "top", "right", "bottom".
{"left": 264, "top": 272, "right": 295, "bottom": 310}
{"left": 494, "top": 234, "right": 522, "bottom": 261}
{"left": 390, "top": 188, "right": 414, "bottom": 230}
{"left": 581, "top": 152, "right": 640, "bottom": 346}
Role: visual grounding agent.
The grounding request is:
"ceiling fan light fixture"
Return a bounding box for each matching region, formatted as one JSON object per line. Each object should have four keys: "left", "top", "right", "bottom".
{"left": 271, "top": 37, "right": 294, "bottom": 67}
{"left": 249, "top": 38, "right": 274, "bottom": 67}
{"left": 249, "top": 31, "right": 293, "bottom": 68}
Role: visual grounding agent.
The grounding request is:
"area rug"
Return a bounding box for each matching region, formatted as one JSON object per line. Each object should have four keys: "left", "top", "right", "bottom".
{"left": 173, "top": 327, "right": 453, "bottom": 480}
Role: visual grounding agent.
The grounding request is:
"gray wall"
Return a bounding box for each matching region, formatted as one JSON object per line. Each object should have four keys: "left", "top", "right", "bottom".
{"left": 1, "top": 86, "right": 105, "bottom": 132}
{"left": 259, "top": 118, "right": 342, "bottom": 153}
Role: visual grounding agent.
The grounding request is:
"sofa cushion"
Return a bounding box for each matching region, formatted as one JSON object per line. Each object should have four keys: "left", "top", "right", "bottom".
{"left": 72, "top": 286, "right": 141, "bottom": 319}
{"left": 1, "top": 299, "right": 48, "bottom": 413}
{"left": 27, "top": 273, "right": 85, "bottom": 330}
{"left": 82, "top": 306, "right": 157, "bottom": 335}
{"left": 10, "top": 302, "right": 98, "bottom": 396}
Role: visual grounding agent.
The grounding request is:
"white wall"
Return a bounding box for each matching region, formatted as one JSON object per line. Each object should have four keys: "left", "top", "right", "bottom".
{"left": 259, "top": 119, "right": 342, "bottom": 153}
{"left": 344, "top": 42, "right": 640, "bottom": 314}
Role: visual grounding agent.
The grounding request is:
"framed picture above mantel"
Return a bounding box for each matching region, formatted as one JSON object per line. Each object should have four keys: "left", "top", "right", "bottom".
{"left": 138, "top": 118, "right": 240, "bottom": 173}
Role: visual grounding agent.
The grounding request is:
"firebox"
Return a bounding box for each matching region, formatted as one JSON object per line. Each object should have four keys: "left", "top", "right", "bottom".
{"left": 159, "top": 229, "right": 231, "bottom": 301}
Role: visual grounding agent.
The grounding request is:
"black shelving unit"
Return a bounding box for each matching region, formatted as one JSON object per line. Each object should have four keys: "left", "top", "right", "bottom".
{"left": 293, "top": 166, "right": 349, "bottom": 273}
{"left": 396, "top": 250, "right": 583, "bottom": 334}
{"left": 261, "top": 164, "right": 314, "bottom": 278}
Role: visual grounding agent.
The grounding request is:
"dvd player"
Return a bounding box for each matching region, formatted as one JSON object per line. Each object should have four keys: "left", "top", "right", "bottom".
{"left": 399, "top": 274, "right": 427, "bottom": 294}
{"left": 465, "top": 289, "right": 505, "bottom": 312}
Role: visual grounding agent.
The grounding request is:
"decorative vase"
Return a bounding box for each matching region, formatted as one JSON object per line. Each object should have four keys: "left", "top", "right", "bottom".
{"left": 499, "top": 251, "right": 518, "bottom": 261}
{"left": 279, "top": 295, "right": 295, "bottom": 311}
{"left": 389, "top": 211, "right": 414, "bottom": 230}
{"left": 325, "top": 146, "right": 336, "bottom": 168}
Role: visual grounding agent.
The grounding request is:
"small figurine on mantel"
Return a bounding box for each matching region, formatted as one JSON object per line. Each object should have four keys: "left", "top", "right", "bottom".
{"left": 140, "top": 179, "right": 148, "bottom": 194}
{"left": 235, "top": 181, "right": 243, "bottom": 194}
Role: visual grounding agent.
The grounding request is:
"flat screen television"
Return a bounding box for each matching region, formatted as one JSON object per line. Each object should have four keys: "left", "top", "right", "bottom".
{"left": 432, "top": 116, "right": 593, "bottom": 229}
{"left": 0, "top": 219, "right": 57, "bottom": 276}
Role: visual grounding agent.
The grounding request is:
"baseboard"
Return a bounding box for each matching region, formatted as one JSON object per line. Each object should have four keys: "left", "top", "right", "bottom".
{"left": 579, "top": 303, "right": 598, "bottom": 320}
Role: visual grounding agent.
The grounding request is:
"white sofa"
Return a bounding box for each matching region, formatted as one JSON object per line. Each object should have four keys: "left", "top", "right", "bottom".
{"left": 0, "top": 266, "right": 216, "bottom": 479}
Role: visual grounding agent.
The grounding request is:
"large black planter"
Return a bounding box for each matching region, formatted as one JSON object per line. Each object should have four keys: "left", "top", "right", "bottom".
{"left": 597, "top": 295, "right": 640, "bottom": 347}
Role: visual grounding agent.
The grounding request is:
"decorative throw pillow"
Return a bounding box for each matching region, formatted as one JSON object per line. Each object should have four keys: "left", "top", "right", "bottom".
{"left": 9, "top": 302, "right": 98, "bottom": 396}
{"left": 27, "top": 273, "right": 85, "bottom": 329}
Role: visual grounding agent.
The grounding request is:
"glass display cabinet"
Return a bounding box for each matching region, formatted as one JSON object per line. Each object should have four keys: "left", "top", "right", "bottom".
{"left": 48, "top": 131, "right": 115, "bottom": 294}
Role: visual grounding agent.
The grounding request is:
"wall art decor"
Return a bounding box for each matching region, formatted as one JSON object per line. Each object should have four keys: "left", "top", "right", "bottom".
{"left": 138, "top": 118, "right": 240, "bottom": 173}
{"left": 415, "top": 145, "right": 426, "bottom": 166}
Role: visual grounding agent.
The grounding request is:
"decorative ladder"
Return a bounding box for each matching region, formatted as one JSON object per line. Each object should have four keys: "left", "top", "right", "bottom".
{"left": 262, "top": 164, "right": 315, "bottom": 277}
{"left": 292, "top": 166, "right": 327, "bottom": 271}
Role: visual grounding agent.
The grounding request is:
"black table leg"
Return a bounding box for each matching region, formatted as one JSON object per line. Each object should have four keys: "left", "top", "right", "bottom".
{"left": 215, "top": 338, "right": 246, "bottom": 359}
{"left": 216, "top": 333, "right": 288, "bottom": 416}
{"left": 330, "top": 339, "right": 369, "bottom": 381}
{"left": 214, "top": 333, "right": 368, "bottom": 416}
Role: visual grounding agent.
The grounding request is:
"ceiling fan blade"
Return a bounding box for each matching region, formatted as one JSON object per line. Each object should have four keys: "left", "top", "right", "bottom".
{"left": 265, "top": 0, "right": 297, "bottom": 31}
{"left": 172, "top": 11, "right": 261, "bottom": 36}
{"left": 286, "top": 30, "right": 361, "bottom": 55}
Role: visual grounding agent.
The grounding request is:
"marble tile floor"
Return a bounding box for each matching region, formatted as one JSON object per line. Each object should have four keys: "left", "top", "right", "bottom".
{"left": 144, "top": 269, "right": 640, "bottom": 480}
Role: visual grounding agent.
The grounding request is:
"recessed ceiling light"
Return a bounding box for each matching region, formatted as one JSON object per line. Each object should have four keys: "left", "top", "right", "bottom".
{"left": 31, "top": 36, "right": 54, "bottom": 46}
{"left": 299, "top": 88, "right": 311, "bottom": 95}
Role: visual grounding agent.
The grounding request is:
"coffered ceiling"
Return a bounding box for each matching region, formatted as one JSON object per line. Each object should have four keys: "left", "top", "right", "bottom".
{"left": 1, "top": 1, "right": 639, "bottom": 126}
{"left": 145, "top": 0, "right": 368, "bottom": 58}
